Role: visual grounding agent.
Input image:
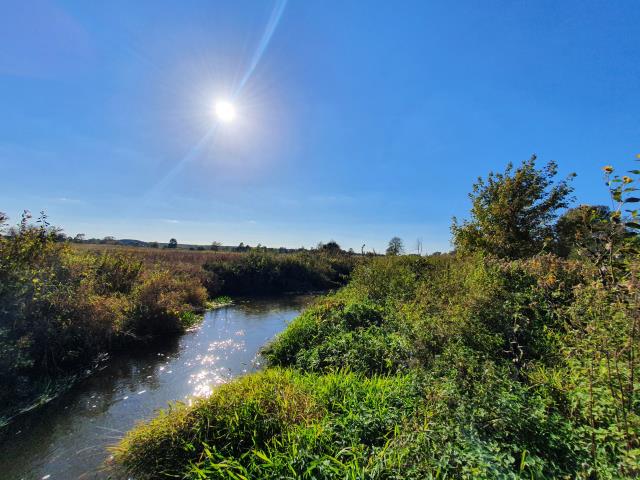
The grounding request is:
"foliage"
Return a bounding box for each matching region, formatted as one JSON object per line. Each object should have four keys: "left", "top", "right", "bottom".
{"left": 113, "top": 368, "right": 421, "bottom": 480}
{"left": 0, "top": 214, "right": 207, "bottom": 420}
{"left": 452, "top": 155, "right": 575, "bottom": 259}
{"left": 386, "top": 236, "right": 404, "bottom": 256}
{"left": 554, "top": 204, "right": 614, "bottom": 259}
{"left": 0, "top": 223, "right": 359, "bottom": 422}
{"left": 116, "top": 154, "right": 640, "bottom": 479}
{"left": 317, "top": 240, "right": 344, "bottom": 255}
{"left": 203, "top": 251, "right": 356, "bottom": 296}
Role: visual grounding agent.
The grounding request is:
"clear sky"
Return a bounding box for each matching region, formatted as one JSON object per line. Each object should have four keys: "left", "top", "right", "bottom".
{"left": 1, "top": 0, "right": 639, "bottom": 252}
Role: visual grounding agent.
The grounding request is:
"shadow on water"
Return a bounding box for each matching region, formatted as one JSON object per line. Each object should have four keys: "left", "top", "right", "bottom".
{"left": 0, "top": 295, "right": 314, "bottom": 480}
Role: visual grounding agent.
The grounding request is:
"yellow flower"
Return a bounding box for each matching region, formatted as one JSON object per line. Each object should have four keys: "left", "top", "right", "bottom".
{"left": 623, "top": 176, "right": 633, "bottom": 184}
{"left": 603, "top": 165, "right": 614, "bottom": 173}
{"left": 636, "top": 153, "right": 640, "bottom": 159}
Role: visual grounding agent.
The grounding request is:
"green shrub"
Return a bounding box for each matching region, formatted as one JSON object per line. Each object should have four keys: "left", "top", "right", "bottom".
{"left": 203, "top": 251, "right": 356, "bottom": 296}
{"left": 94, "top": 253, "right": 142, "bottom": 294}
{"left": 128, "top": 271, "right": 207, "bottom": 336}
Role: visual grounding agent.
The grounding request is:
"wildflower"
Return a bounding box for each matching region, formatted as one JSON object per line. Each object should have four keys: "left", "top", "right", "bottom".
{"left": 603, "top": 165, "right": 614, "bottom": 173}
{"left": 622, "top": 176, "right": 633, "bottom": 184}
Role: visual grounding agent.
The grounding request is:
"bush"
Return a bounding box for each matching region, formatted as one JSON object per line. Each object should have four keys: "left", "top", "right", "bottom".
{"left": 265, "top": 298, "right": 412, "bottom": 374}
{"left": 128, "top": 271, "right": 207, "bottom": 336}
{"left": 203, "top": 251, "right": 356, "bottom": 296}
{"left": 94, "top": 253, "right": 142, "bottom": 294}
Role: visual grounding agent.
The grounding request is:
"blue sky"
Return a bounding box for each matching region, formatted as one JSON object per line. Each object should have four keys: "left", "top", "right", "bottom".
{"left": 1, "top": 0, "right": 639, "bottom": 252}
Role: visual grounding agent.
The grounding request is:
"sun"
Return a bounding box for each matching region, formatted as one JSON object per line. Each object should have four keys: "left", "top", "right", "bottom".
{"left": 214, "top": 99, "right": 236, "bottom": 123}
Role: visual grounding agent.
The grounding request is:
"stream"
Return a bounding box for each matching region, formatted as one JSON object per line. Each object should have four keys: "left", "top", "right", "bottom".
{"left": 0, "top": 295, "right": 314, "bottom": 480}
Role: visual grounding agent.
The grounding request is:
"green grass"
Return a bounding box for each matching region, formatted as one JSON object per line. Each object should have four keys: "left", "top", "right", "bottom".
{"left": 113, "top": 368, "right": 421, "bottom": 480}
{"left": 114, "top": 252, "right": 640, "bottom": 479}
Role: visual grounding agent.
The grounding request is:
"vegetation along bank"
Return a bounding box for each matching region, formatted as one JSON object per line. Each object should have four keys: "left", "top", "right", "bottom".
{"left": 115, "top": 155, "right": 639, "bottom": 479}
{"left": 0, "top": 219, "right": 356, "bottom": 425}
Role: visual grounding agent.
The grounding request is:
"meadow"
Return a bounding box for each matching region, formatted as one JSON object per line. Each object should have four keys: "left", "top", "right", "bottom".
{"left": 114, "top": 156, "right": 640, "bottom": 479}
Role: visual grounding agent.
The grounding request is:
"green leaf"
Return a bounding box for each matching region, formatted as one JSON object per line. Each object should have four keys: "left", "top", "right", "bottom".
{"left": 625, "top": 222, "right": 640, "bottom": 229}
{"left": 625, "top": 197, "right": 640, "bottom": 203}
{"left": 253, "top": 450, "right": 272, "bottom": 464}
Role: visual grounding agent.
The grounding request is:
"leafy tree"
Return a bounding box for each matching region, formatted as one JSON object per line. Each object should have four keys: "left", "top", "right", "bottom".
{"left": 168, "top": 238, "right": 178, "bottom": 249}
{"left": 210, "top": 241, "right": 221, "bottom": 251}
{"left": 452, "top": 155, "right": 574, "bottom": 259}
{"left": 149, "top": 241, "right": 159, "bottom": 249}
{"left": 319, "top": 241, "right": 342, "bottom": 255}
{"left": 554, "top": 205, "right": 614, "bottom": 258}
{"left": 235, "top": 242, "right": 250, "bottom": 252}
{"left": 386, "top": 236, "right": 404, "bottom": 255}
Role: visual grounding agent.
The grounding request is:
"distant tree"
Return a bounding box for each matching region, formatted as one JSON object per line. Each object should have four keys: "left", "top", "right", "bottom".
{"left": 168, "top": 238, "right": 178, "bottom": 249}
{"left": 210, "top": 241, "right": 222, "bottom": 251}
{"left": 451, "top": 155, "right": 575, "bottom": 259}
{"left": 386, "top": 237, "right": 404, "bottom": 255}
{"left": 319, "top": 240, "right": 342, "bottom": 255}
{"left": 149, "top": 241, "right": 159, "bottom": 248}
{"left": 73, "top": 233, "right": 85, "bottom": 243}
{"left": 348, "top": 248, "right": 355, "bottom": 255}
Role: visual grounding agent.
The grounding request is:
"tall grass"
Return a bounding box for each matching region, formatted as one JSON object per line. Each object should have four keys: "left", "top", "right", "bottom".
{"left": 113, "top": 368, "right": 421, "bottom": 479}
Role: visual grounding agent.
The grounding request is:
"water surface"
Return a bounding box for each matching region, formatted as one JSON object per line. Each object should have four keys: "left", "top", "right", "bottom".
{"left": 0, "top": 296, "right": 313, "bottom": 480}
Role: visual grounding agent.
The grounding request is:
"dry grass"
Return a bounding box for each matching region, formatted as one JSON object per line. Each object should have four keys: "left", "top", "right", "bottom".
{"left": 72, "top": 243, "right": 244, "bottom": 268}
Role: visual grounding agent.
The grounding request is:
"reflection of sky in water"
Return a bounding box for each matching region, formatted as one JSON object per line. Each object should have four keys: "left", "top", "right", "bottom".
{"left": 0, "top": 295, "right": 314, "bottom": 480}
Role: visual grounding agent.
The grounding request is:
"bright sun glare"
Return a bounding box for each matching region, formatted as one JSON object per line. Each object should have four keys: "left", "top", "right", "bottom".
{"left": 215, "top": 100, "right": 236, "bottom": 123}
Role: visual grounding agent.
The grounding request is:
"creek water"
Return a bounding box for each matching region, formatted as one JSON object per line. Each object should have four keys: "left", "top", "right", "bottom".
{"left": 0, "top": 295, "right": 314, "bottom": 480}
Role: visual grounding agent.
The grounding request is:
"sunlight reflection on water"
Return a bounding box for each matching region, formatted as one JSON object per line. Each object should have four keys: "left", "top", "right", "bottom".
{"left": 0, "top": 295, "right": 315, "bottom": 480}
